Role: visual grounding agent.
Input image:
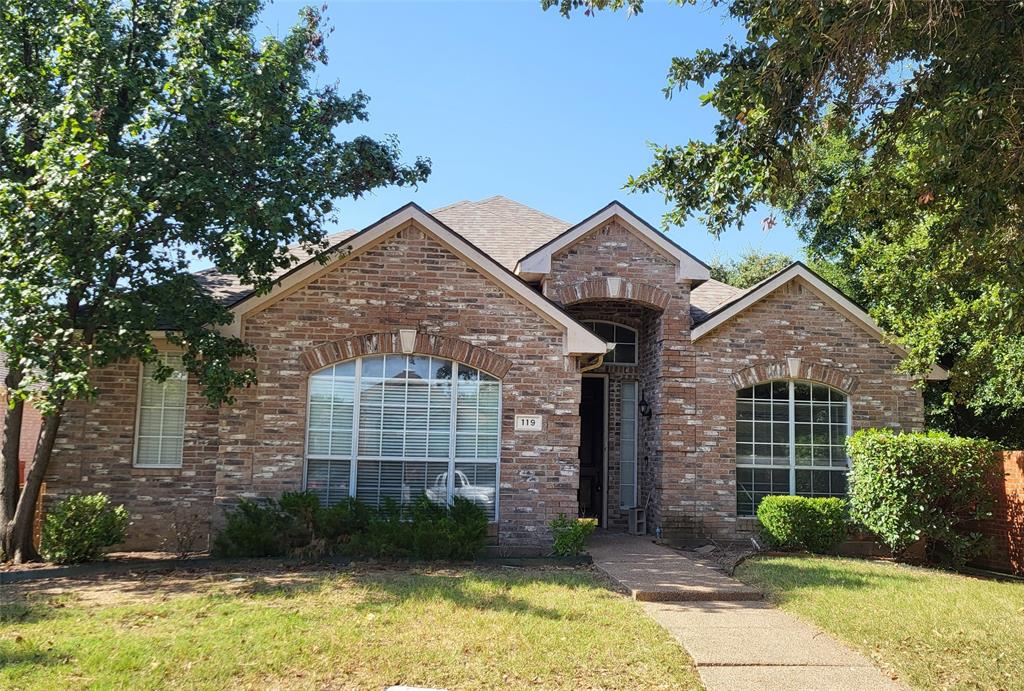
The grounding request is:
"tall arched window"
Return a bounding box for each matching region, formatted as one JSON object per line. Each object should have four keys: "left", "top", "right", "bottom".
{"left": 305, "top": 354, "right": 500, "bottom": 519}
{"left": 736, "top": 380, "right": 851, "bottom": 516}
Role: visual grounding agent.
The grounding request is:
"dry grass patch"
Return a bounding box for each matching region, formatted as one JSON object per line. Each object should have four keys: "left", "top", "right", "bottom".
{"left": 1, "top": 564, "right": 700, "bottom": 690}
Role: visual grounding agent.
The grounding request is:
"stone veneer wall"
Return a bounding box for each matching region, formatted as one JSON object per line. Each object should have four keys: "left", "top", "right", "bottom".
{"left": 686, "top": 277, "right": 925, "bottom": 542}
{"left": 46, "top": 221, "right": 583, "bottom": 549}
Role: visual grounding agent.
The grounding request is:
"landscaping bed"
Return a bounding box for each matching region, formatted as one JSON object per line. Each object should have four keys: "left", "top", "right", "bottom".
{"left": 736, "top": 554, "right": 1024, "bottom": 690}
{"left": 0, "top": 563, "right": 700, "bottom": 690}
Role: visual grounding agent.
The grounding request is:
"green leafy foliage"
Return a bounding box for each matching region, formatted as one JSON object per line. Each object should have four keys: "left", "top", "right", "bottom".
{"left": 213, "top": 493, "right": 489, "bottom": 561}
{"left": 756, "top": 496, "right": 848, "bottom": 554}
{"left": 0, "top": 0, "right": 429, "bottom": 560}
{"left": 212, "top": 499, "right": 294, "bottom": 558}
{"left": 549, "top": 515, "right": 598, "bottom": 556}
{"left": 545, "top": 0, "right": 1024, "bottom": 427}
{"left": 40, "top": 493, "right": 129, "bottom": 564}
{"left": 709, "top": 250, "right": 792, "bottom": 288}
{"left": 847, "top": 429, "right": 1000, "bottom": 565}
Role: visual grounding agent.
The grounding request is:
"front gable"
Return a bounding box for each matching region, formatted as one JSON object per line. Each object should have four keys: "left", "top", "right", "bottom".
{"left": 226, "top": 205, "right": 607, "bottom": 356}
{"left": 516, "top": 201, "right": 710, "bottom": 285}
{"left": 692, "top": 263, "right": 946, "bottom": 380}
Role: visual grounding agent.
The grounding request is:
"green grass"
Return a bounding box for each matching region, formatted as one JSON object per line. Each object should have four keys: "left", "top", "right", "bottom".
{"left": 736, "top": 555, "right": 1024, "bottom": 690}
{"left": 0, "top": 566, "right": 699, "bottom": 690}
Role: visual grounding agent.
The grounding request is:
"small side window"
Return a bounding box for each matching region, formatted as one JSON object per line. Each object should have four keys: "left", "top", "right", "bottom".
{"left": 134, "top": 354, "right": 187, "bottom": 467}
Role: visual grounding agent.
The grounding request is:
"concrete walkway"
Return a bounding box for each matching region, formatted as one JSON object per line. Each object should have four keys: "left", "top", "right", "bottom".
{"left": 590, "top": 534, "right": 903, "bottom": 691}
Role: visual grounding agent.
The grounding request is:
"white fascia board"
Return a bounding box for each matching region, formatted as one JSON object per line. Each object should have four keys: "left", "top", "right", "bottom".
{"left": 691, "top": 264, "right": 948, "bottom": 381}
{"left": 230, "top": 204, "right": 607, "bottom": 357}
{"left": 516, "top": 202, "right": 711, "bottom": 284}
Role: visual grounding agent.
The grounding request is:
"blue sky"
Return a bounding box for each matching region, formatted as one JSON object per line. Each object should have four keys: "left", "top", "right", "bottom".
{"left": 259, "top": 0, "right": 805, "bottom": 264}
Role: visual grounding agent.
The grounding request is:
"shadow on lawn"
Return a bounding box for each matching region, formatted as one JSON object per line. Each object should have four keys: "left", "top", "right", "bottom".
{"left": 741, "top": 554, "right": 927, "bottom": 599}
{"left": 8, "top": 563, "right": 611, "bottom": 622}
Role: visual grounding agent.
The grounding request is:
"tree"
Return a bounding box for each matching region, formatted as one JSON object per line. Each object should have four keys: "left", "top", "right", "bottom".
{"left": 709, "top": 249, "right": 792, "bottom": 289}
{"left": 545, "top": 0, "right": 1024, "bottom": 427}
{"left": 0, "top": 0, "right": 430, "bottom": 562}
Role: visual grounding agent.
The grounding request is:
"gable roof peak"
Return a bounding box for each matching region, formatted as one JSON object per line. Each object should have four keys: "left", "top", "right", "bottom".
{"left": 516, "top": 200, "right": 711, "bottom": 285}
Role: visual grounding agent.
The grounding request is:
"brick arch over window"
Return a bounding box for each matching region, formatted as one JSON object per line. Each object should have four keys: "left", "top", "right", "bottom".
{"left": 730, "top": 359, "right": 858, "bottom": 394}
{"left": 554, "top": 277, "right": 671, "bottom": 311}
{"left": 299, "top": 331, "right": 512, "bottom": 378}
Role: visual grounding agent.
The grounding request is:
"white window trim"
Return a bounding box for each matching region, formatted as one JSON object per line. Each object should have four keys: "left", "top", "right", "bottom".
{"left": 303, "top": 355, "right": 502, "bottom": 521}
{"left": 132, "top": 354, "right": 187, "bottom": 469}
{"left": 583, "top": 320, "right": 638, "bottom": 366}
{"left": 735, "top": 379, "right": 853, "bottom": 517}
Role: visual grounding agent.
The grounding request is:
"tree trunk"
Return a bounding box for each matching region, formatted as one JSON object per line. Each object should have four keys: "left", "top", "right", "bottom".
{"left": 1, "top": 368, "right": 25, "bottom": 561}
{"left": 6, "top": 408, "right": 62, "bottom": 563}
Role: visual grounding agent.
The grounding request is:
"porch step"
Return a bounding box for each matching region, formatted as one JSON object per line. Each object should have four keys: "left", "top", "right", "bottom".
{"left": 589, "top": 533, "right": 762, "bottom": 602}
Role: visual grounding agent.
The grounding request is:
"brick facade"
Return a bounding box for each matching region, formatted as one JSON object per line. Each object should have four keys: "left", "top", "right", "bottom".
{"left": 46, "top": 221, "right": 582, "bottom": 549}
{"left": 972, "top": 451, "right": 1024, "bottom": 575}
{"left": 40, "top": 205, "right": 927, "bottom": 551}
{"left": 687, "top": 277, "right": 924, "bottom": 542}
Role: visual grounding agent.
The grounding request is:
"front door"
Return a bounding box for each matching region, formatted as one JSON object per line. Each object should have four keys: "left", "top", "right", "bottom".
{"left": 578, "top": 376, "right": 606, "bottom": 524}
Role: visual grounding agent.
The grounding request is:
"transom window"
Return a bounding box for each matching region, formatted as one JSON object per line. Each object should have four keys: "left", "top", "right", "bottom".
{"left": 305, "top": 354, "right": 500, "bottom": 519}
{"left": 583, "top": 320, "right": 637, "bottom": 365}
{"left": 134, "top": 354, "right": 187, "bottom": 467}
{"left": 736, "top": 380, "right": 851, "bottom": 516}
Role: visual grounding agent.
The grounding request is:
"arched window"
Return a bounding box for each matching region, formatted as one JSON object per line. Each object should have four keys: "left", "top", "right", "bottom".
{"left": 305, "top": 354, "right": 500, "bottom": 519}
{"left": 582, "top": 320, "right": 637, "bottom": 365}
{"left": 736, "top": 380, "right": 851, "bottom": 516}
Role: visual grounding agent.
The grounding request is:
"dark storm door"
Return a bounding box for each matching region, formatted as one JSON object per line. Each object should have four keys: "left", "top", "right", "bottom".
{"left": 578, "top": 376, "right": 606, "bottom": 524}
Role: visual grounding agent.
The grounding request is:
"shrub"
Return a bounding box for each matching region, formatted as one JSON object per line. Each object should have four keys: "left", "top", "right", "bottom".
{"left": 161, "top": 505, "right": 206, "bottom": 559}
{"left": 317, "top": 497, "right": 373, "bottom": 541}
{"left": 756, "top": 496, "right": 848, "bottom": 553}
{"left": 345, "top": 496, "right": 489, "bottom": 561}
{"left": 279, "top": 490, "right": 322, "bottom": 540}
{"left": 212, "top": 499, "right": 293, "bottom": 558}
{"left": 549, "top": 514, "right": 598, "bottom": 556}
{"left": 847, "top": 429, "right": 1000, "bottom": 565}
{"left": 41, "top": 493, "right": 129, "bottom": 564}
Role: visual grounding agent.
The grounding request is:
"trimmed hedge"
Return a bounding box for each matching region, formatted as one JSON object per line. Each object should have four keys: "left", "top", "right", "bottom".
{"left": 756, "top": 496, "right": 848, "bottom": 553}
{"left": 213, "top": 493, "right": 489, "bottom": 561}
{"left": 847, "top": 429, "right": 1000, "bottom": 565}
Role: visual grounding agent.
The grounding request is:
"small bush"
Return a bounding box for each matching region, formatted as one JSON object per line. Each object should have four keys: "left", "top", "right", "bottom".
{"left": 212, "top": 499, "right": 292, "bottom": 558}
{"left": 41, "top": 493, "right": 129, "bottom": 564}
{"left": 279, "top": 490, "right": 322, "bottom": 540}
{"left": 549, "top": 515, "right": 598, "bottom": 556}
{"left": 161, "top": 505, "right": 206, "bottom": 559}
{"left": 847, "top": 429, "right": 1000, "bottom": 565}
{"left": 756, "top": 496, "right": 848, "bottom": 553}
{"left": 317, "top": 497, "right": 373, "bottom": 541}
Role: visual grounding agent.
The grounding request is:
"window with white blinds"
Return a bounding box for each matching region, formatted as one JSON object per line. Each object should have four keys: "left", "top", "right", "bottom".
{"left": 134, "top": 354, "right": 187, "bottom": 467}
{"left": 619, "top": 382, "right": 638, "bottom": 509}
{"left": 305, "top": 354, "right": 500, "bottom": 519}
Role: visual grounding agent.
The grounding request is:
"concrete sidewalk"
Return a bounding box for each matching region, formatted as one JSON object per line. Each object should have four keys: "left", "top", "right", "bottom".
{"left": 590, "top": 534, "right": 903, "bottom": 691}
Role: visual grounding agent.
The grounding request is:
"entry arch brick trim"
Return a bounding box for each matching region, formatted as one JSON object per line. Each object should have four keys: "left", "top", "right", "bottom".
{"left": 299, "top": 331, "right": 513, "bottom": 378}
{"left": 730, "top": 359, "right": 858, "bottom": 394}
{"left": 555, "top": 277, "right": 671, "bottom": 311}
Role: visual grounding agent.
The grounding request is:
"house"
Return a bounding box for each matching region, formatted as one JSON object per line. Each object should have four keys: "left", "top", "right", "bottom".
{"left": 42, "top": 197, "right": 943, "bottom": 550}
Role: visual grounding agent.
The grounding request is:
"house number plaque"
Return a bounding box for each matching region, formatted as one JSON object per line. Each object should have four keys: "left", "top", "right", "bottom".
{"left": 514, "top": 415, "right": 543, "bottom": 432}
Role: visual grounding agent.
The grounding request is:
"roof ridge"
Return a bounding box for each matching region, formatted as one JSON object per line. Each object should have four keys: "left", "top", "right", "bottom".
{"left": 473, "top": 195, "right": 569, "bottom": 226}
{"left": 429, "top": 199, "right": 472, "bottom": 215}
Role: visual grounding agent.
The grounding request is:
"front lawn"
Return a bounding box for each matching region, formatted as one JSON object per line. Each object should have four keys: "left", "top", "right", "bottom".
{"left": 0, "top": 565, "right": 700, "bottom": 690}
{"left": 736, "top": 555, "right": 1024, "bottom": 690}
